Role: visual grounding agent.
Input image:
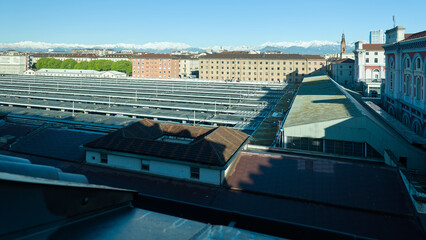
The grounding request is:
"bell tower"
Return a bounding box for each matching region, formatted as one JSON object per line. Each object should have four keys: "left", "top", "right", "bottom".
{"left": 340, "top": 32, "right": 347, "bottom": 55}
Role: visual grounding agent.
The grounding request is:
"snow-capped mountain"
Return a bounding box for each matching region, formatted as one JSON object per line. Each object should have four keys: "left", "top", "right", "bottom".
{"left": 0, "top": 40, "right": 355, "bottom": 55}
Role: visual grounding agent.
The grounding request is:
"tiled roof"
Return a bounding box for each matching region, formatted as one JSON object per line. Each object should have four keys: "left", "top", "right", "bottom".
{"left": 332, "top": 58, "right": 355, "bottom": 64}
{"left": 361, "top": 44, "right": 384, "bottom": 51}
{"left": 83, "top": 119, "right": 249, "bottom": 166}
{"left": 31, "top": 53, "right": 98, "bottom": 58}
{"left": 131, "top": 53, "right": 178, "bottom": 59}
{"left": 199, "top": 53, "right": 325, "bottom": 60}
{"left": 402, "top": 30, "right": 426, "bottom": 41}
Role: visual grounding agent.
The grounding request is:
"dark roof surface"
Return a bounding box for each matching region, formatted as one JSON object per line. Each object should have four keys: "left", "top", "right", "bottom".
{"left": 0, "top": 123, "right": 36, "bottom": 150}
{"left": 84, "top": 119, "right": 249, "bottom": 166}
{"left": 226, "top": 152, "right": 414, "bottom": 216}
{"left": 200, "top": 53, "right": 325, "bottom": 60}
{"left": 403, "top": 30, "right": 426, "bottom": 41}
{"left": 332, "top": 58, "right": 355, "bottom": 63}
{"left": 12, "top": 128, "right": 104, "bottom": 162}
{"left": 10, "top": 149, "right": 423, "bottom": 240}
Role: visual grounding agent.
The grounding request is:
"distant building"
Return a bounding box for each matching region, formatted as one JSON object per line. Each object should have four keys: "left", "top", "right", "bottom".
{"left": 0, "top": 55, "right": 28, "bottom": 75}
{"left": 370, "top": 30, "right": 385, "bottom": 44}
{"left": 33, "top": 68, "right": 127, "bottom": 78}
{"left": 330, "top": 58, "right": 355, "bottom": 86}
{"left": 131, "top": 54, "right": 179, "bottom": 79}
{"left": 178, "top": 55, "right": 199, "bottom": 78}
{"left": 199, "top": 52, "right": 326, "bottom": 83}
{"left": 72, "top": 48, "right": 116, "bottom": 55}
{"left": 340, "top": 33, "right": 347, "bottom": 54}
{"left": 83, "top": 119, "right": 249, "bottom": 185}
{"left": 324, "top": 33, "right": 354, "bottom": 61}
{"left": 382, "top": 26, "right": 426, "bottom": 137}
{"left": 354, "top": 41, "right": 385, "bottom": 96}
{"left": 97, "top": 54, "right": 133, "bottom": 62}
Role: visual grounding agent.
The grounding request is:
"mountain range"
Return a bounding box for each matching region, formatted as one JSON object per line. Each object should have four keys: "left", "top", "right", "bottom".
{"left": 0, "top": 40, "right": 356, "bottom": 55}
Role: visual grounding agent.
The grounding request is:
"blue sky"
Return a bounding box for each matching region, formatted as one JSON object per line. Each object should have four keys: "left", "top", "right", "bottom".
{"left": 1, "top": 0, "right": 425, "bottom": 47}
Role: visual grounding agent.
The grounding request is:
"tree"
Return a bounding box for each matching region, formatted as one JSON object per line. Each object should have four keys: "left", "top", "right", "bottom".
{"left": 74, "top": 61, "right": 89, "bottom": 70}
{"left": 60, "top": 59, "right": 77, "bottom": 69}
{"left": 36, "top": 57, "right": 50, "bottom": 69}
{"left": 47, "top": 58, "right": 62, "bottom": 69}
{"left": 111, "top": 60, "right": 132, "bottom": 76}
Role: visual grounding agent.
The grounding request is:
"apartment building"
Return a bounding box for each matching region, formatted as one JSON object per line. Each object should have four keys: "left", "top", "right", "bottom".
{"left": 383, "top": 26, "right": 426, "bottom": 137}
{"left": 178, "top": 55, "right": 199, "bottom": 78}
{"left": 199, "top": 53, "right": 326, "bottom": 83}
{"left": 354, "top": 42, "right": 385, "bottom": 96}
{"left": 131, "top": 54, "right": 179, "bottom": 79}
{"left": 330, "top": 58, "right": 355, "bottom": 86}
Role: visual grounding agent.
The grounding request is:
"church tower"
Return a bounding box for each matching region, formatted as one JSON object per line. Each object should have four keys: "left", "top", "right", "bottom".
{"left": 340, "top": 32, "right": 347, "bottom": 55}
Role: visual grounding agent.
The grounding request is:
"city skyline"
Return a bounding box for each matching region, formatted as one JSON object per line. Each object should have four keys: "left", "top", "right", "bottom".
{"left": 1, "top": 0, "right": 425, "bottom": 49}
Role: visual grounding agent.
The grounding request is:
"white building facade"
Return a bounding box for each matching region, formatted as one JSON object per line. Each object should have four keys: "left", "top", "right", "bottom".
{"left": 383, "top": 26, "right": 426, "bottom": 137}
{"left": 354, "top": 41, "right": 386, "bottom": 96}
{"left": 0, "top": 55, "right": 28, "bottom": 75}
{"left": 178, "top": 55, "right": 199, "bottom": 78}
{"left": 34, "top": 69, "right": 127, "bottom": 78}
{"left": 370, "top": 30, "right": 385, "bottom": 44}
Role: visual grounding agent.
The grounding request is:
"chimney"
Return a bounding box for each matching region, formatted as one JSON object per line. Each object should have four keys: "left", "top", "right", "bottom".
{"left": 385, "top": 26, "right": 406, "bottom": 44}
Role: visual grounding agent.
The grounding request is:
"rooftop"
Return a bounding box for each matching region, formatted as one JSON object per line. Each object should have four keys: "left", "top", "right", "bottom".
{"left": 131, "top": 53, "right": 178, "bottom": 59}
{"left": 84, "top": 119, "right": 249, "bottom": 166}
{"left": 36, "top": 68, "right": 126, "bottom": 75}
{"left": 331, "top": 58, "right": 355, "bottom": 64}
{"left": 360, "top": 44, "right": 384, "bottom": 51}
{"left": 199, "top": 53, "right": 325, "bottom": 60}
{"left": 402, "top": 30, "right": 426, "bottom": 42}
{"left": 0, "top": 122, "right": 424, "bottom": 239}
{"left": 283, "top": 75, "right": 362, "bottom": 128}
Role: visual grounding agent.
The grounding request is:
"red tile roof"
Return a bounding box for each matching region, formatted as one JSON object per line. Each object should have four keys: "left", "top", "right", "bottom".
{"left": 402, "top": 30, "right": 426, "bottom": 41}
{"left": 361, "top": 44, "right": 384, "bottom": 51}
{"left": 83, "top": 119, "right": 249, "bottom": 166}
{"left": 200, "top": 53, "right": 325, "bottom": 60}
{"left": 332, "top": 58, "right": 354, "bottom": 64}
{"left": 131, "top": 53, "right": 178, "bottom": 59}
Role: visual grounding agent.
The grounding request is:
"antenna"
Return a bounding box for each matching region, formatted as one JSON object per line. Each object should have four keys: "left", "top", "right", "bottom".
{"left": 393, "top": 16, "right": 395, "bottom": 28}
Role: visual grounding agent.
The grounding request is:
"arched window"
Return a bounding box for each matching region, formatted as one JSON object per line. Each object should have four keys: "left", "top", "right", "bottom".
{"left": 415, "top": 58, "right": 422, "bottom": 70}
{"left": 389, "top": 58, "right": 394, "bottom": 69}
{"left": 413, "top": 121, "right": 422, "bottom": 135}
{"left": 405, "top": 58, "right": 411, "bottom": 69}
{"left": 405, "top": 75, "right": 411, "bottom": 96}
{"left": 416, "top": 77, "right": 423, "bottom": 100}
{"left": 403, "top": 114, "right": 410, "bottom": 128}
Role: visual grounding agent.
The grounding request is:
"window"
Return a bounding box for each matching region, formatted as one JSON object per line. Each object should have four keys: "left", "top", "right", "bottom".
{"left": 366, "top": 58, "right": 369, "bottom": 63}
{"left": 100, "top": 153, "right": 107, "bottom": 164}
{"left": 190, "top": 167, "right": 199, "bottom": 179}
{"left": 405, "top": 58, "right": 410, "bottom": 69}
{"left": 141, "top": 160, "right": 149, "bottom": 171}
{"left": 374, "top": 52, "right": 378, "bottom": 55}
{"left": 374, "top": 58, "right": 378, "bottom": 63}
{"left": 415, "top": 58, "right": 421, "bottom": 70}
{"left": 366, "top": 52, "right": 369, "bottom": 55}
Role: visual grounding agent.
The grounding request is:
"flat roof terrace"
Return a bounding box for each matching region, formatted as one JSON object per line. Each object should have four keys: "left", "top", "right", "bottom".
{"left": 0, "top": 75, "right": 288, "bottom": 134}
{"left": 284, "top": 75, "right": 362, "bottom": 128}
